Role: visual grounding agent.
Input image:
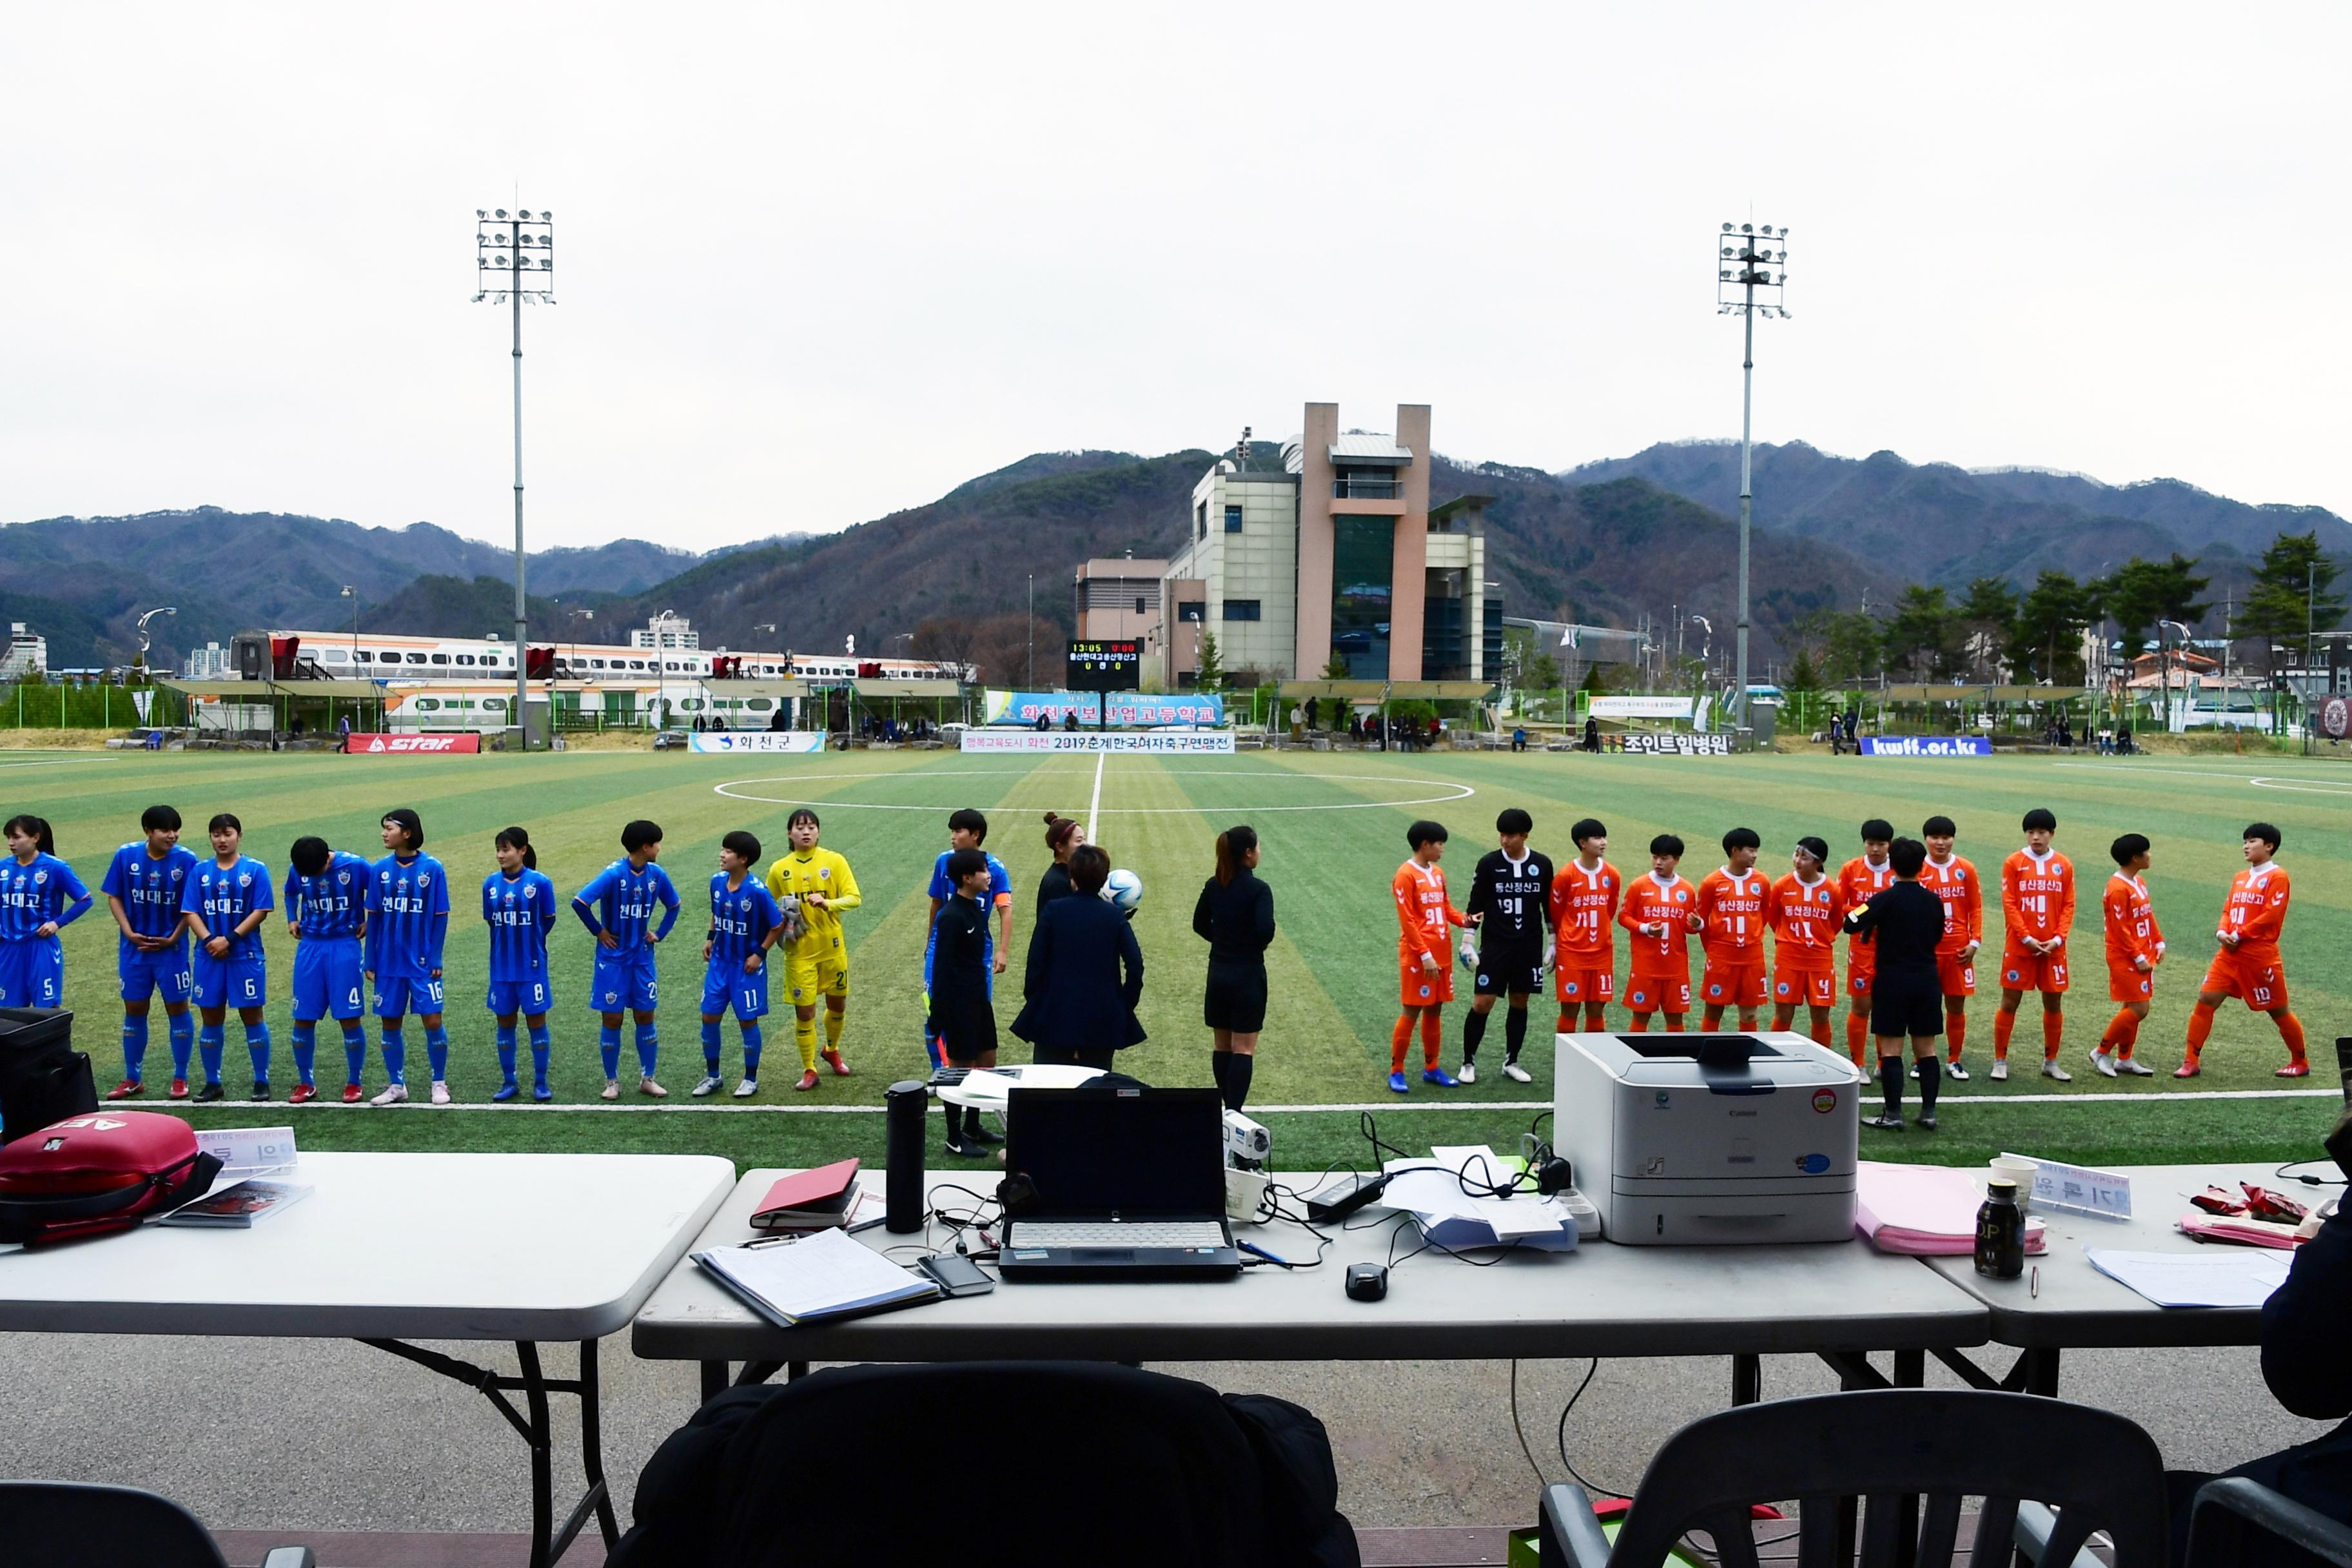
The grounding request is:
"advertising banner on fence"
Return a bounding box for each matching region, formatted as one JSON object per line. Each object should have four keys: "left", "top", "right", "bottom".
{"left": 687, "top": 730, "right": 828, "bottom": 754}
{"left": 982, "top": 690, "right": 1224, "bottom": 727}
{"left": 1622, "top": 732, "right": 1731, "bottom": 756}
{"left": 346, "top": 733, "right": 481, "bottom": 756}
{"left": 1859, "top": 736, "right": 1992, "bottom": 758}
{"left": 1589, "top": 696, "right": 1696, "bottom": 720}
{"left": 960, "top": 730, "right": 1237, "bottom": 754}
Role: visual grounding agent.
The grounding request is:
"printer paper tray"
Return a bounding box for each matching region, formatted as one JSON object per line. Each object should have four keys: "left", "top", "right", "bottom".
{"left": 1606, "top": 1181, "right": 1857, "bottom": 1246}
{"left": 1614, "top": 1175, "right": 1856, "bottom": 1196}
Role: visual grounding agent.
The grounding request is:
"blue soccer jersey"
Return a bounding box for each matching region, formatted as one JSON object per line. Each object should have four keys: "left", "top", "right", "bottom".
{"left": 182, "top": 856, "right": 274, "bottom": 959}
{"left": 286, "top": 852, "right": 370, "bottom": 941}
{"left": 366, "top": 853, "right": 449, "bottom": 977}
{"left": 100, "top": 841, "right": 199, "bottom": 946}
{"left": 0, "top": 852, "right": 92, "bottom": 941}
{"left": 707, "top": 873, "right": 783, "bottom": 970}
{"left": 573, "top": 860, "right": 680, "bottom": 951}
{"left": 484, "top": 868, "right": 557, "bottom": 982}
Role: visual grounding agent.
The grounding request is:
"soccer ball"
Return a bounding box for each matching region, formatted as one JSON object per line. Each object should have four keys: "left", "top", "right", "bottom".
{"left": 1102, "top": 868, "right": 1143, "bottom": 914}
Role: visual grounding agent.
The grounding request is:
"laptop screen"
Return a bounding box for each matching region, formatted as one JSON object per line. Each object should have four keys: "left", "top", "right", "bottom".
{"left": 1005, "top": 1087, "right": 1226, "bottom": 1219}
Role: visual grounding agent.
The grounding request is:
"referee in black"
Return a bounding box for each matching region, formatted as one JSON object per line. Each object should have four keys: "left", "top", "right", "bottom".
{"left": 1842, "top": 836, "right": 1946, "bottom": 1130}
{"left": 1459, "top": 808, "right": 1556, "bottom": 1084}
{"left": 1193, "top": 825, "right": 1274, "bottom": 1111}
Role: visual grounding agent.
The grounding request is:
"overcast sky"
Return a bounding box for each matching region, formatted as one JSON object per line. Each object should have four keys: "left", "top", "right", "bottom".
{"left": 5, "top": 5, "right": 2346, "bottom": 552}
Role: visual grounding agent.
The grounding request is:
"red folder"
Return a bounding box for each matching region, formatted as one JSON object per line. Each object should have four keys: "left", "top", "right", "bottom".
{"left": 750, "top": 1159, "right": 863, "bottom": 1231}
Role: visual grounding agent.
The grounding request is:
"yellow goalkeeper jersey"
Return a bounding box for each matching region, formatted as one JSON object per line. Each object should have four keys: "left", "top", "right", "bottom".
{"left": 765, "top": 848, "right": 861, "bottom": 960}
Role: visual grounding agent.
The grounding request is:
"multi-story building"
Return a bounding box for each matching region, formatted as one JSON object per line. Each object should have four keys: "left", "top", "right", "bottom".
{"left": 0, "top": 623, "right": 49, "bottom": 681}
{"left": 631, "top": 612, "right": 699, "bottom": 652}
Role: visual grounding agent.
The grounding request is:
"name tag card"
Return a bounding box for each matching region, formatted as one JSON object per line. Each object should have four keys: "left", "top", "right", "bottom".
{"left": 195, "top": 1125, "right": 299, "bottom": 1177}
{"left": 2007, "top": 1152, "right": 2132, "bottom": 1220}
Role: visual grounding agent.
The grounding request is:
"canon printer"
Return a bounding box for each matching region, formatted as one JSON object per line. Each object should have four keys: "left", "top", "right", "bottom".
{"left": 1553, "top": 1031, "right": 1860, "bottom": 1245}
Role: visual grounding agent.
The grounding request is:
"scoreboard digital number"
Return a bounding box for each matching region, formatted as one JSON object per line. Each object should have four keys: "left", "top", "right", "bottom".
{"left": 1066, "top": 639, "right": 1141, "bottom": 692}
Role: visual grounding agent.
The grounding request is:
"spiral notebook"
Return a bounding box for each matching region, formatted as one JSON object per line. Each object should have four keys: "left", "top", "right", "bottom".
{"left": 693, "top": 1225, "right": 941, "bottom": 1328}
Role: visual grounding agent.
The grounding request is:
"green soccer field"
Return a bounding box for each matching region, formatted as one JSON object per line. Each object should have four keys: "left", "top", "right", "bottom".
{"left": 10, "top": 743, "right": 2345, "bottom": 1174}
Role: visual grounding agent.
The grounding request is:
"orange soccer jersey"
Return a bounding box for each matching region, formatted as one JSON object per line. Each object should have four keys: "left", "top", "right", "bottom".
{"left": 1999, "top": 847, "right": 2075, "bottom": 995}
{"left": 1393, "top": 858, "right": 1469, "bottom": 1006}
{"left": 1770, "top": 873, "right": 1845, "bottom": 970}
{"left": 2103, "top": 871, "right": 2163, "bottom": 1004}
{"left": 2217, "top": 863, "right": 2289, "bottom": 957}
{"left": 1694, "top": 867, "right": 1770, "bottom": 964}
{"left": 1618, "top": 871, "right": 1696, "bottom": 1016}
{"left": 1549, "top": 858, "right": 1621, "bottom": 1006}
{"left": 1921, "top": 854, "right": 1984, "bottom": 956}
{"left": 1837, "top": 854, "right": 1896, "bottom": 981}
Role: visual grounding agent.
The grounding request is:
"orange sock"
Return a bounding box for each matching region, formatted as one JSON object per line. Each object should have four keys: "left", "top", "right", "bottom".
{"left": 1584, "top": 1006, "right": 1608, "bottom": 1031}
{"left": 2101, "top": 1010, "right": 2140, "bottom": 1057}
{"left": 1993, "top": 1011, "right": 2015, "bottom": 1061}
{"left": 1627, "top": 1012, "right": 1651, "bottom": 1033}
{"left": 2278, "top": 1012, "right": 2308, "bottom": 1064}
{"left": 1845, "top": 1012, "right": 1868, "bottom": 1065}
{"left": 1390, "top": 1017, "right": 1412, "bottom": 1073}
{"left": 1420, "top": 1010, "right": 1443, "bottom": 1069}
{"left": 1946, "top": 1010, "right": 1967, "bottom": 1062}
{"left": 1810, "top": 1017, "right": 1832, "bottom": 1050}
{"left": 1557, "top": 1010, "right": 1575, "bottom": 1035}
{"left": 1665, "top": 1015, "right": 1685, "bottom": 1033}
{"left": 2042, "top": 1010, "right": 2064, "bottom": 1061}
{"left": 2184, "top": 1001, "right": 2215, "bottom": 1064}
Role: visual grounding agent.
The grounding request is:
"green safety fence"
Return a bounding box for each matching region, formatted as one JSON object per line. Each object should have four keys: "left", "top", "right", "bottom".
{"left": 0, "top": 682, "right": 190, "bottom": 729}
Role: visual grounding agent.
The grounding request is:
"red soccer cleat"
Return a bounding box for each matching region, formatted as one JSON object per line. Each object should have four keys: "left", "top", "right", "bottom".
{"left": 288, "top": 1083, "right": 318, "bottom": 1105}
{"left": 105, "top": 1079, "right": 144, "bottom": 1101}
{"left": 2171, "top": 1063, "right": 2201, "bottom": 1079}
{"left": 341, "top": 1083, "right": 363, "bottom": 1104}
{"left": 168, "top": 1077, "right": 190, "bottom": 1099}
{"left": 822, "top": 1048, "right": 850, "bottom": 1077}
{"left": 795, "top": 1070, "right": 820, "bottom": 1092}
{"left": 2275, "top": 1061, "right": 2311, "bottom": 1079}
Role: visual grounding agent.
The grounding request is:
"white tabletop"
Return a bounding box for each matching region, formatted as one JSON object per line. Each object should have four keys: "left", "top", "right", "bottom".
{"left": 1925, "top": 1161, "right": 2319, "bottom": 1349}
{"left": 0, "top": 1151, "right": 735, "bottom": 1340}
{"left": 631, "top": 1170, "right": 1992, "bottom": 1364}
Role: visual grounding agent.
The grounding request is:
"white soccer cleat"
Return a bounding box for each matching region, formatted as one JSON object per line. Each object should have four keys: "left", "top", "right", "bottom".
{"left": 2092, "top": 1052, "right": 2118, "bottom": 1078}
{"left": 1458, "top": 1062, "right": 1477, "bottom": 1085}
{"left": 691, "top": 1074, "right": 723, "bottom": 1098}
{"left": 1988, "top": 1061, "right": 2007, "bottom": 1081}
{"left": 369, "top": 1083, "right": 409, "bottom": 1107}
{"left": 2042, "top": 1061, "right": 2073, "bottom": 1082}
{"left": 732, "top": 1077, "right": 759, "bottom": 1097}
{"left": 429, "top": 1081, "right": 451, "bottom": 1106}
{"left": 1946, "top": 1059, "right": 1970, "bottom": 1081}
{"left": 1504, "top": 1061, "right": 1532, "bottom": 1083}
{"left": 600, "top": 1080, "right": 621, "bottom": 1101}
{"left": 2118, "top": 1058, "right": 2155, "bottom": 1077}
{"left": 640, "top": 1075, "right": 669, "bottom": 1098}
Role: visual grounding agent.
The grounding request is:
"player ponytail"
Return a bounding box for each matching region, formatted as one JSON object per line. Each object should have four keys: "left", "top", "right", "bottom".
{"left": 1043, "top": 812, "right": 1081, "bottom": 859}
{"left": 3, "top": 814, "right": 53, "bottom": 855}
{"left": 1215, "top": 825, "right": 1259, "bottom": 886}
{"left": 495, "top": 826, "right": 537, "bottom": 870}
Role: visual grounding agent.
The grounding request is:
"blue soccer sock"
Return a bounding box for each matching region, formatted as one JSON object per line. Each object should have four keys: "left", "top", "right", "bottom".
{"left": 168, "top": 1010, "right": 194, "bottom": 1077}
{"left": 382, "top": 1026, "right": 407, "bottom": 1086}
{"left": 198, "top": 1023, "right": 225, "bottom": 1084}
{"left": 700, "top": 1019, "right": 723, "bottom": 1071}
{"left": 341, "top": 1026, "right": 366, "bottom": 1086}
{"left": 122, "top": 1014, "right": 150, "bottom": 1081}
{"left": 245, "top": 1022, "right": 272, "bottom": 1084}
{"left": 599, "top": 1024, "right": 622, "bottom": 1079}
{"left": 741, "top": 1023, "right": 763, "bottom": 1077}
{"left": 495, "top": 1025, "right": 518, "bottom": 1085}
{"left": 425, "top": 1024, "right": 450, "bottom": 1083}
{"left": 634, "top": 1022, "right": 660, "bottom": 1077}
{"left": 290, "top": 1023, "right": 317, "bottom": 1086}
{"left": 528, "top": 1023, "right": 551, "bottom": 1086}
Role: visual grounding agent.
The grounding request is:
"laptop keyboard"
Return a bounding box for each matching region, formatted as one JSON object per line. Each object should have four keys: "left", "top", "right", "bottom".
{"left": 1012, "top": 1220, "right": 1228, "bottom": 1249}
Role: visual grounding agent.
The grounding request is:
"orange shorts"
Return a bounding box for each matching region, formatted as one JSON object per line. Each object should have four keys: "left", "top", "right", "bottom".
{"left": 1998, "top": 948, "right": 2070, "bottom": 995}
{"left": 1400, "top": 956, "right": 1455, "bottom": 1008}
{"left": 1700, "top": 958, "right": 1767, "bottom": 1010}
{"left": 1774, "top": 965, "right": 1838, "bottom": 1009}
{"left": 1555, "top": 963, "right": 1614, "bottom": 1004}
{"left": 2107, "top": 962, "right": 2153, "bottom": 1004}
{"left": 1936, "top": 953, "right": 1977, "bottom": 997}
{"left": 1624, "top": 972, "right": 1690, "bottom": 1015}
{"left": 2203, "top": 950, "right": 2287, "bottom": 1012}
{"left": 1847, "top": 953, "right": 1876, "bottom": 997}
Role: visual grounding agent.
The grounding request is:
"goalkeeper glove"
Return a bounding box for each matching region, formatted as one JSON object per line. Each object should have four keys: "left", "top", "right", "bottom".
{"left": 1541, "top": 939, "right": 1556, "bottom": 974}
{"left": 1458, "top": 937, "right": 1480, "bottom": 972}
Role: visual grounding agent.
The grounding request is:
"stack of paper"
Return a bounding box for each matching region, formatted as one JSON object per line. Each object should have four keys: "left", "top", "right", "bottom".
{"left": 2087, "top": 1248, "right": 2292, "bottom": 1308}
{"left": 1381, "top": 1148, "right": 1579, "bottom": 1251}
{"left": 1856, "top": 1162, "right": 2047, "bottom": 1255}
{"left": 693, "top": 1226, "right": 941, "bottom": 1328}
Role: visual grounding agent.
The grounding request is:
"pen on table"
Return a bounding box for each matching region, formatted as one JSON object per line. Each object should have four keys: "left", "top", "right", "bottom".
{"left": 1239, "top": 1240, "right": 1292, "bottom": 1268}
{"left": 2030, "top": 1264, "right": 2039, "bottom": 1299}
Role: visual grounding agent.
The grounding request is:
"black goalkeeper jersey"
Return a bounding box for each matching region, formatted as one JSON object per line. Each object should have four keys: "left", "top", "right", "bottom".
{"left": 1465, "top": 848, "right": 1554, "bottom": 948}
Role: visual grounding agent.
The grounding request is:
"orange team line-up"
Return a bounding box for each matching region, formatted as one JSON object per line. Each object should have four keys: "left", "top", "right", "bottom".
{"left": 1382, "top": 808, "right": 2310, "bottom": 1094}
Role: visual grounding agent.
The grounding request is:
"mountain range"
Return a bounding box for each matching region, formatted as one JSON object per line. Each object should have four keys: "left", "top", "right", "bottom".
{"left": 8, "top": 440, "right": 2344, "bottom": 674}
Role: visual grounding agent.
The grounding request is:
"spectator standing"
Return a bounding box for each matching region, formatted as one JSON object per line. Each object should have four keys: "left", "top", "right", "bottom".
{"left": 1012, "top": 846, "right": 1144, "bottom": 1072}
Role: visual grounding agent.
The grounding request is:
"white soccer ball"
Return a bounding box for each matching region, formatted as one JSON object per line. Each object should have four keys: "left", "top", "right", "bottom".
{"left": 1102, "top": 868, "right": 1143, "bottom": 913}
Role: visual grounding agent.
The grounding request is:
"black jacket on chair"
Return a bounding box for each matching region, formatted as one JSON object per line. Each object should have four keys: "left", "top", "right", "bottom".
{"left": 1010, "top": 892, "right": 1145, "bottom": 1053}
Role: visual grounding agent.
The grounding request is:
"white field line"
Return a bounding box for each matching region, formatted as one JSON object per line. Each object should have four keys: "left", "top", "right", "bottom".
{"left": 1086, "top": 749, "right": 1105, "bottom": 835}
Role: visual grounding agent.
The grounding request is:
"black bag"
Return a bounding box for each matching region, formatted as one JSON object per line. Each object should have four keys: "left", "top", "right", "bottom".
{"left": 0, "top": 1008, "right": 95, "bottom": 1145}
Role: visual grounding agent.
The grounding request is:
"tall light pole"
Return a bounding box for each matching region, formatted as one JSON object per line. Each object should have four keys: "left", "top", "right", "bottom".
{"left": 1716, "top": 219, "right": 1792, "bottom": 737}
{"left": 2159, "top": 618, "right": 2193, "bottom": 734}
{"left": 133, "top": 607, "right": 176, "bottom": 681}
{"left": 1026, "top": 574, "right": 1035, "bottom": 689}
{"left": 475, "top": 204, "right": 555, "bottom": 749}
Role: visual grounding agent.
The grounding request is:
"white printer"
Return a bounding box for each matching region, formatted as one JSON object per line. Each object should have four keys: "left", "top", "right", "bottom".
{"left": 1553, "top": 1030, "right": 1860, "bottom": 1245}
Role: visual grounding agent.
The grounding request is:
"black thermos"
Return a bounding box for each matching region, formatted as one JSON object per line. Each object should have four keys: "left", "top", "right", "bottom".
{"left": 1975, "top": 1178, "right": 2025, "bottom": 1280}
{"left": 885, "top": 1079, "right": 928, "bottom": 1233}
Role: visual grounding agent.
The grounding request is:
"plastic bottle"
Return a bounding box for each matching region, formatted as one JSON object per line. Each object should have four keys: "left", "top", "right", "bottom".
{"left": 1975, "top": 1177, "right": 2025, "bottom": 1280}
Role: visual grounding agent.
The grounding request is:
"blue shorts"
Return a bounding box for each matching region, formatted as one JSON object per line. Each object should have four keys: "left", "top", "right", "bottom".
{"left": 117, "top": 939, "right": 192, "bottom": 1005}
{"left": 701, "top": 959, "right": 769, "bottom": 1021}
{"left": 372, "top": 972, "right": 445, "bottom": 1018}
{"left": 291, "top": 938, "right": 366, "bottom": 1023}
{"left": 591, "top": 948, "right": 659, "bottom": 1014}
{"left": 0, "top": 940, "right": 65, "bottom": 1008}
{"left": 488, "top": 976, "right": 554, "bottom": 1017}
{"left": 193, "top": 951, "right": 267, "bottom": 1010}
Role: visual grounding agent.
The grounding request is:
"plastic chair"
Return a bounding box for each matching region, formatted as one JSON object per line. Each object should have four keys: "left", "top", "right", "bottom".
{"left": 0, "top": 1480, "right": 313, "bottom": 1567}
{"left": 2187, "top": 1476, "right": 2352, "bottom": 1568}
{"left": 1538, "top": 1389, "right": 2168, "bottom": 1568}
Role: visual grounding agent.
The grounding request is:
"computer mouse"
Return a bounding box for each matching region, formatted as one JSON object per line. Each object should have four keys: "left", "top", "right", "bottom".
{"left": 1345, "top": 1262, "right": 1388, "bottom": 1302}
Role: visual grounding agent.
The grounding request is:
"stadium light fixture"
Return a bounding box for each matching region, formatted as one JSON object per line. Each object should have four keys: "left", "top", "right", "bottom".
{"left": 475, "top": 202, "right": 556, "bottom": 749}
{"left": 1713, "top": 215, "right": 1794, "bottom": 737}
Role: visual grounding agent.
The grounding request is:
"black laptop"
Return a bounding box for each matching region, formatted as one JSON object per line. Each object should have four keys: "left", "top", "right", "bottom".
{"left": 997, "top": 1085, "right": 1241, "bottom": 1281}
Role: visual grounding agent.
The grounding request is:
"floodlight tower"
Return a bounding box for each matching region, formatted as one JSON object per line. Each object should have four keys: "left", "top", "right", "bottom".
{"left": 475, "top": 205, "right": 556, "bottom": 749}
{"left": 1715, "top": 220, "right": 1792, "bottom": 735}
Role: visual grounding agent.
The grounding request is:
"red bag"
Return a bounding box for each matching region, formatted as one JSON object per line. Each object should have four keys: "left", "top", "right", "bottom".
{"left": 0, "top": 1111, "right": 222, "bottom": 1246}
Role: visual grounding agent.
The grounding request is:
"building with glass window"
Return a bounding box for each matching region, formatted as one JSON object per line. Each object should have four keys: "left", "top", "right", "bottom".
{"left": 1153, "top": 403, "right": 1497, "bottom": 689}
